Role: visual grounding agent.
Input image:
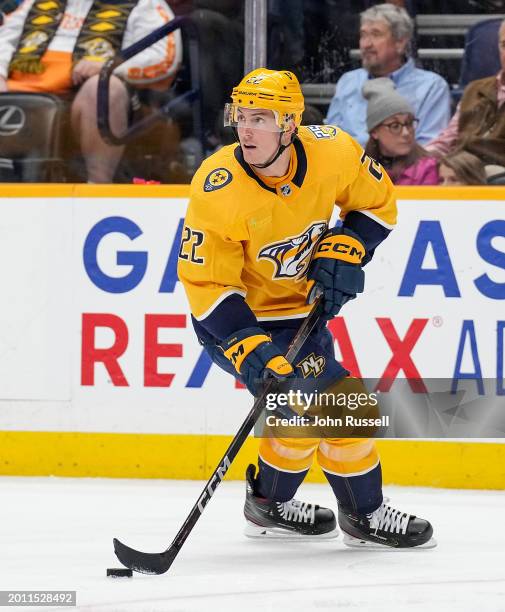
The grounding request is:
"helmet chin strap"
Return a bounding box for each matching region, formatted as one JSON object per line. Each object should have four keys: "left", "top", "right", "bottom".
{"left": 251, "top": 130, "right": 296, "bottom": 169}
{"left": 234, "top": 128, "right": 297, "bottom": 170}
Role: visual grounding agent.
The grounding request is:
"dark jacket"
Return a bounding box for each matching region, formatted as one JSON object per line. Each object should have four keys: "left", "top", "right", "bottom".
{"left": 458, "top": 74, "right": 505, "bottom": 166}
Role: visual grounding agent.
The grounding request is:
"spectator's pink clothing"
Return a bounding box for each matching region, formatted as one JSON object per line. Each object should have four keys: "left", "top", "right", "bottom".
{"left": 424, "top": 105, "right": 460, "bottom": 156}
{"left": 395, "top": 156, "right": 439, "bottom": 185}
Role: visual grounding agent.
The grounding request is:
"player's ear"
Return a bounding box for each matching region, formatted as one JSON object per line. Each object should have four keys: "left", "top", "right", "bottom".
{"left": 282, "top": 119, "right": 297, "bottom": 143}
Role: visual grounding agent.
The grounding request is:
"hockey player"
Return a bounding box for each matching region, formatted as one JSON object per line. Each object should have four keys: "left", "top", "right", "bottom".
{"left": 177, "top": 68, "right": 435, "bottom": 549}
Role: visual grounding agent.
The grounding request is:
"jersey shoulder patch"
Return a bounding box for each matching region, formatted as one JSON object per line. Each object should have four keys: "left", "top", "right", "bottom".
{"left": 305, "top": 125, "right": 339, "bottom": 140}
{"left": 203, "top": 167, "right": 233, "bottom": 192}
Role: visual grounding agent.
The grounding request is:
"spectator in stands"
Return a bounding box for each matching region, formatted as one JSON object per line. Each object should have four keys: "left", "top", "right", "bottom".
{"left": 438, "top": 151, "right": 487, "bottom": 186}
{"left": 363, "top": 77, "right": 438, "bottom": 185}
{"left": 325, "top": 3, "right": 451, "bottom": 147}
{"left": 426, "top": 19, "right": 505, "bottom": 168}
{"left": 0, "top": 0, "right": 20, "bottom": 24}
{"left": 0, "top": 0, "right": 181, "bottom": 183}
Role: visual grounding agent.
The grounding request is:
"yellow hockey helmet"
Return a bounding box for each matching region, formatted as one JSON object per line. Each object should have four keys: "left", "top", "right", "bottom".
{"left": 224, "top": 68, "right": 305, "bottom": 131}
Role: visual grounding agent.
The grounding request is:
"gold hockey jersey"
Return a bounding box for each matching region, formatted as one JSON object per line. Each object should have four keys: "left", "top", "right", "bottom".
{"left": 178, "top": 125, "right": 396, "bottom": 326}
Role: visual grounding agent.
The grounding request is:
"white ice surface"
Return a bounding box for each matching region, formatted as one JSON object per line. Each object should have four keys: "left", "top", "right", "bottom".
{"left": 1, "top": 477, "right": 504, "bottom": 612}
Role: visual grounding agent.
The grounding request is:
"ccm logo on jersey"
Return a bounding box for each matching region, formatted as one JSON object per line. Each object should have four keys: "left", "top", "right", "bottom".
{"left": 258, "top": 221, "right": 327, "bottom": 279}
{"left": 306, "top": 125, "right": 338, "bottom": 139}
{"left": 204, "top": 168, "right": 233, "bottom": 192}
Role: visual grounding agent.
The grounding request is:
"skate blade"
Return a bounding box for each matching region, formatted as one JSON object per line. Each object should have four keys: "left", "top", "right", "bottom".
{"left": 245, "top": 521, "right": 339, "bottom": 540}
{"left": 343, "top": 533, "right": 437, "bottom": 550}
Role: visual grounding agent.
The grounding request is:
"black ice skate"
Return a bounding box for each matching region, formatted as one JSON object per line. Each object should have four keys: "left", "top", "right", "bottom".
{"left": 338, "top": 501, "right": 436, "bottom": 549}
{"left": 243, "top": 464, "right": 338, "bottom": 539}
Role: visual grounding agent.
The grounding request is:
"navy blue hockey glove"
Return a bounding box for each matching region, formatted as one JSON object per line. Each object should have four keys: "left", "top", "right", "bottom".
{"left": 306, "top": 227, "right": 366, "bottom": 319}
{"left": 220, "top": 327, "right": 294, "bottom": 397}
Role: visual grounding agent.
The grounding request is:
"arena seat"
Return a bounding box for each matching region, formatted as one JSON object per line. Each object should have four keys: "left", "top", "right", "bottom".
{"left": 0, "top": 92, "right": 65, "bottom": 182}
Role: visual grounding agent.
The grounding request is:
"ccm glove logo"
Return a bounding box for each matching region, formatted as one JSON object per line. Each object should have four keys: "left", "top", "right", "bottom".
{"left": 223, "top": 332, "right": 271, "bottom": 373}
{"left": 221, "top": 327, "right": 294, "bottom": 396}
{"left": 313, "top": 234, "right": 365, "bottom": 264}
{"left": 227, "top": 343, "right": 244, "bottom": 365}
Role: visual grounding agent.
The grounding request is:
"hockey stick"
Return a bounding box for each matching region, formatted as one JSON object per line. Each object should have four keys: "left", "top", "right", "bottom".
{"left": 113, "top": 297, "right": 323, "bottom": 575}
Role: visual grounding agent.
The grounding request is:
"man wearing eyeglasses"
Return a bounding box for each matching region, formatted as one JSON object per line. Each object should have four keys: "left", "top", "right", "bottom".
{"left": 325, "top": 3, "right": 451, "bottom": 148}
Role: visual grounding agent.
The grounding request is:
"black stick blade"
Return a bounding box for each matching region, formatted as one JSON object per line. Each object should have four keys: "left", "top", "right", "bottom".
{"left": 113, "top": 538, "right": 177, "bottom": 575}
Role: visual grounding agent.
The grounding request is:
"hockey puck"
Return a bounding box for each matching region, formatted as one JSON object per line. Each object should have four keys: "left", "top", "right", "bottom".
{"left": 106, "top": 568, "right": 133, "bottom": 578}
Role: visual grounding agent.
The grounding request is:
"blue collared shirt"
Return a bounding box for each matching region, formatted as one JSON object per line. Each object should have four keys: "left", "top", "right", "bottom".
{"left": 325, "top": 58, "right": 451, "bottom": 146}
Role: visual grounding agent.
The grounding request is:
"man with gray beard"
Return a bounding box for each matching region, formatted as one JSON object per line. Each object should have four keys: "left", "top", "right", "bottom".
{"left": 325, "top": 3, "right": 450, "bottom": 146}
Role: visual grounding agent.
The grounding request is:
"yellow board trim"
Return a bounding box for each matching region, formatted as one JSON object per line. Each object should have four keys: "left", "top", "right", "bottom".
{"left": 0, "top": 184, "right": 505, "bottom": 200}
{"left": 395, "top": 185, "right": 505, "bottom": 200}
{"left": 0, "top": 184, "right": 190, "bottom": 198}
{"left": 1, "top": 431, "right": 504, "bottom": 489}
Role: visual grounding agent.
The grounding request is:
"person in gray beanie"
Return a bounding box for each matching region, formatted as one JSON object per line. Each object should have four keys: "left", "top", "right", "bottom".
{"left": 364, "top": 77, "right": 413, "bottom": 133}
{"left": 363, "top": 77, "right": 439, "bottom": 185}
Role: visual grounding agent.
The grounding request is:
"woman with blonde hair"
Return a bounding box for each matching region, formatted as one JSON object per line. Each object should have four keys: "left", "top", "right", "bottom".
{"left": 363, "top": 78, "right": 438, "bottom": 185}
{"left": 438, "top": 151, "right": 487, "bottom": 185}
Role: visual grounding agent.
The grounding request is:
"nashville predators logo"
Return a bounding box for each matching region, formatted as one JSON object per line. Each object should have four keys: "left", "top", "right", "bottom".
{"left": 297, "top": 353, "right": 326, "bottom": 378}
{"left": 204, "top": 168, "right": 233, "bottom": 192}
{"left": 306, "top": 125, "right": 339, "bottom": 140}
{"left": 78, "top": 37, "right": 115, "bottom": 60}
{"left": 19, "top": 31, "right": 49, "bottom": 54}
{"left": 245, "top": 74, "right": 267, "bottom": 85}
{"left": 258, "top": 221, "right": 327, "bottom": 280}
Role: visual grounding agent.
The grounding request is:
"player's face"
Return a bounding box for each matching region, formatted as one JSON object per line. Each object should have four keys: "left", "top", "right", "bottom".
{"left": 360, "top": 19, "right": 407, "bottom": 75}
{"left": 236, "top": 108, "right": 282, "bottom": 165}
{"left": 371, "top": 113, "right": 416, "bottom": 157}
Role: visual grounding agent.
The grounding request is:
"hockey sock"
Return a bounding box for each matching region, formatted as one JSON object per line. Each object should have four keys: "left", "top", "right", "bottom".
{"left": 256, "top": 457, "right": 309, "bottom": 502}
{"left": 323, "top": 462, "right": 383, "bottom": 514}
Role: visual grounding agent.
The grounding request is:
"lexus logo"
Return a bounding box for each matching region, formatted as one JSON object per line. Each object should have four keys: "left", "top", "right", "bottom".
{"left": 0, "top": 105, "right": 26, "bottom": 136}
